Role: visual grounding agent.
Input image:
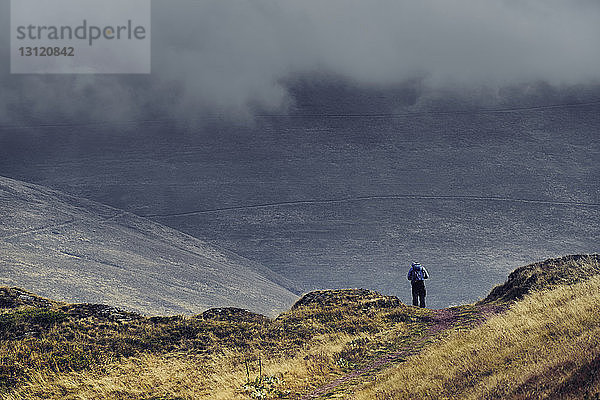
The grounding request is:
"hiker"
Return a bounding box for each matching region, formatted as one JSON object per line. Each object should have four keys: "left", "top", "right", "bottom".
{"left": 407, "top": 262, "right": 429, "bottom": 308}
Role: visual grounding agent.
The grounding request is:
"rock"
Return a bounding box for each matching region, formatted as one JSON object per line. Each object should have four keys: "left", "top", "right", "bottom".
{"left": 292, "top": 288, "right": 401, "bottom": 309}
{"left": 0, "top": 287, "right": 55, "bottom": 309}
{"left": 60, "top": 303, "right": 141, "bottom": 322}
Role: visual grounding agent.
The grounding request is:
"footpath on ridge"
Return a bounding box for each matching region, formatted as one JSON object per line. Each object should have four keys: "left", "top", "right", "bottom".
{"left": 300, "top": 305, "right": 504, "bottom": 400}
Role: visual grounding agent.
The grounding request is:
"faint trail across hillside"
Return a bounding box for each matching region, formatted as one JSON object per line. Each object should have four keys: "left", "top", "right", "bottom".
{"left": 299, "top": 305, "right": 503, "bottom": 400}
{"left": 142, "top": 194, "right": 600, "bottom": 219}
{"left": 0, "top": 211, "right": 126, "bottom": 241}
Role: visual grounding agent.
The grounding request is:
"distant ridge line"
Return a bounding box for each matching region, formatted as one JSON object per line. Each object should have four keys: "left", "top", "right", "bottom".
{"left": 2, "top": 100, "right": 600, "bottom": 130}
{"left": 258, "top": 99, "right": 600, "bottom": 118}
{"left": 142, "top": 194, "right": 600, "bottom": 218}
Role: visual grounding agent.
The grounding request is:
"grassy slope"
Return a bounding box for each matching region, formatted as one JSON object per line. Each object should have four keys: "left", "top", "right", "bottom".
{"left": 355, "top": 255, "right": 600, "bottom": 400}
{"left": 0, "top": 288, "right": 433, "bottom": 399}
{"left": 0, "top": 254, "right": 598, "bottom": 400}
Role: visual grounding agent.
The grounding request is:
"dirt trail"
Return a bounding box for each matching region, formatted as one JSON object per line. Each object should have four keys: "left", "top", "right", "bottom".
{"left": 300, "top": 305, "right": 503, "bottom": 400}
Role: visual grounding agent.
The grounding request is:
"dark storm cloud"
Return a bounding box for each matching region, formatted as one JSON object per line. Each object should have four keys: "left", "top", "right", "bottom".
{"left": 1, "top": 0, "right": 600, "bottom": 125}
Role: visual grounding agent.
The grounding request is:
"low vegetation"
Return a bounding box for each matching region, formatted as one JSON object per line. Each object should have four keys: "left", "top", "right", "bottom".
{"left": 0, "top": 288, "right": 438, "bottom": 399}
{"left": 0, "top": 254, "right": 598, "bottom": 399}
{"left": 355, "top": 255, "right": 600, "bottom": 400}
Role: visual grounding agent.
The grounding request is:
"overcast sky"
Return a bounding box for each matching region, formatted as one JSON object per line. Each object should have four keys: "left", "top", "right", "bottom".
{"left": 1, "top": 0, "right": 600, "bottom": 125}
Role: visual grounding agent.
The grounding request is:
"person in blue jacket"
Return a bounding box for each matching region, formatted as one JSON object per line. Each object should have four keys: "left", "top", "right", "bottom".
{"left": 407, "top": 262, "right": 429, "bottom": 308}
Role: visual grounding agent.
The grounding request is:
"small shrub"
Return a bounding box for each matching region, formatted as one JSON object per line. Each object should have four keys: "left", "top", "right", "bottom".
{"left": 242, "top": 358, "right": 290, "bottom": 399}
{"left": 242, "top": 375, "right": 290, "bottom": 399}
{"left": 336, "top": 357, "right": 358, "bottom": 371}
{"left": 0, "top": 308, "right": 68, "bottom": 337}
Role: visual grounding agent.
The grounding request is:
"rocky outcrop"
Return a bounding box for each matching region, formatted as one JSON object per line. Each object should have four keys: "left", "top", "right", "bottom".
{"left": 481, "top": 254, "right": 600, "bottom": 303}
{"left": 0, "top": 287, "right": 57, "bottom": 309}
{"left": 292, "top": 288, "right": 401, "bottom": 310}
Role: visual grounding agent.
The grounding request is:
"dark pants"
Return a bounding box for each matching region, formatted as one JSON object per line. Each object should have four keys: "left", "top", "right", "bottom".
{"left": 411, "top": 280, "right": 426, "bottom": 308}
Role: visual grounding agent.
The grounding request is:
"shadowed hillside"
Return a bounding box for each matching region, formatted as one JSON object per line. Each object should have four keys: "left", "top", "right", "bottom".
{"left": 0, "top": 176, "right": 298, "bottom": 317}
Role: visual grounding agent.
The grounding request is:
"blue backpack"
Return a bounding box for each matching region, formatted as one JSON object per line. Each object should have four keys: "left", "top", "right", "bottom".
{"left": 409, "top": 263, "right": 428, "bottom": 281}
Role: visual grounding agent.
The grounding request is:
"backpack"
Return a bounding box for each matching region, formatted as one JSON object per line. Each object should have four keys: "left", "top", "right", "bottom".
{"left": 413, "top": 265, "right": 424, "bottom": 281}
{"left": 409, "top": 264, "right": 428, "bottom": 281}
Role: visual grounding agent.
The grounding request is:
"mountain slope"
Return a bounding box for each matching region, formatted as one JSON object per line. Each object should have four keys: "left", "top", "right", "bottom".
{"left": 0, "top": 176, "right": 298, "bottom": 316}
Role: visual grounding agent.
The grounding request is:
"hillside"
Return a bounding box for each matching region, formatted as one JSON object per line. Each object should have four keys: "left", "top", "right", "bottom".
{"left": 481, "top": 253, "right": 600, "bottom": 303}
{"left": 355, "top": 254, "right": 600, "bottom": 400}
{"left": 0, "top": 176, "right": 298, "bottom": 317}
{"left": 0, "top": 254, "right": 598, "bottom": 399}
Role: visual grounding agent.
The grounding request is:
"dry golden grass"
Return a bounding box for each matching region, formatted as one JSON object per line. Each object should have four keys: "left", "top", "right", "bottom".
{"left": 2, "top": 256, "right": 599, "bottom": 400}
{"left": 0, "top": 288, "right": 437, "bottom": 400}
{"left": 5, "top": 334, "right": 359, "bottom": 400}
{"left": 354, "top": 274, "right": 600, "bottom": 400}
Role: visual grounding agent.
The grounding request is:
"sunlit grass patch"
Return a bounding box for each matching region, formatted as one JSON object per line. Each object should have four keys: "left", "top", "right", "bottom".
{"left": 1, "top": 255, "right": 598, "bottom": 399}
{"left": 354, "top": 273, "right": 600, "bottom": 400}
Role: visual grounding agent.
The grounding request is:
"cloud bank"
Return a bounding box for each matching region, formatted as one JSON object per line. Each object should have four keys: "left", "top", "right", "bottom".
{"left": 1, "top": 0, "right": 600, "bottom": 124}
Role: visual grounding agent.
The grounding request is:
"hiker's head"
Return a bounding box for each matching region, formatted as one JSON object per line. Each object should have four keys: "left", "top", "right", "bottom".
{"left": 412, "top": 262, "right": 421, "bottom": 269}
